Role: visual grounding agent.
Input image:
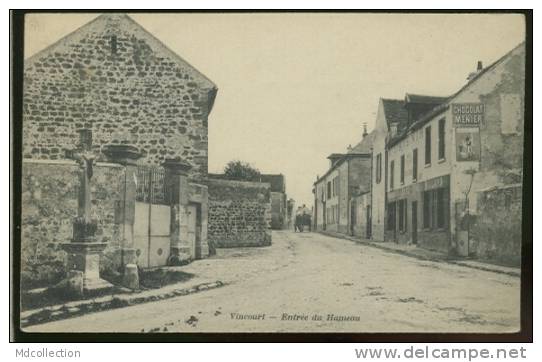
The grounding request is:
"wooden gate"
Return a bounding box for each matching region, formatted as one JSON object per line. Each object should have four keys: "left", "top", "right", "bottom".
{"left": 134, "top": 166, "right": 171, "bottom": 268}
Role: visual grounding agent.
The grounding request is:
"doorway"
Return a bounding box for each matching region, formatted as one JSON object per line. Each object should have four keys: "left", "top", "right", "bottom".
{"left": 411, "top": 201, "right": 418, "bottom": 244}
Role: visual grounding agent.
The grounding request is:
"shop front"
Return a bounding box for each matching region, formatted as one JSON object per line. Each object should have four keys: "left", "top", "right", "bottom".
{"left": 385, "top": 175, "right": 451, "bottom": 253}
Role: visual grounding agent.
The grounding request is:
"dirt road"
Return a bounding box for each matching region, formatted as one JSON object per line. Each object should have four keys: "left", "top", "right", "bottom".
{"left": 27, "top": 230, "right": 520, "bottom": 333}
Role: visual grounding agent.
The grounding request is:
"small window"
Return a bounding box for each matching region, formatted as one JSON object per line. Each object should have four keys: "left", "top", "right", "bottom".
{"left": 438, "top": 118, "right": 446, "bottom": 160}
{"left": 425, "top": 126, "right": 432, "bottom": 165}
{"left": 412, "top": 148, "right": 418, "bottom": 182}
{"left": 327, "top": 181, "right": 331, "bottom": 200}
{"left": 400, "top": 155, "right": 405, "bottom": 185}
{"left": 375, "top": 153, "right": 382, "bottom": 184}
{"left": 390, "top": 161, "right": 395, "bottom": 190}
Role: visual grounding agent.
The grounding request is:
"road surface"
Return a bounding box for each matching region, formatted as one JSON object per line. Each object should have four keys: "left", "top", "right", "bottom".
{"left": 27, "top": 230, "right": 520, "bottom": 333}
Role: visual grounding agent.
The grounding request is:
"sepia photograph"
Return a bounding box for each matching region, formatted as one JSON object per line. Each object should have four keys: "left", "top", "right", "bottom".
{"left": 11, "top": 10, "right": 531, "bottom": 341}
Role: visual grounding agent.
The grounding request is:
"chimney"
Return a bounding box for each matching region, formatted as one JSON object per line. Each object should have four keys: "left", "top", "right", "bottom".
{"left": 347, "top": 144, "right": 352, "bottom": 152}
{"left": 362, "top": 123, "right": 368, "bottom": 138}
{"left": 467, "top": 60, "right": 484, "bottom": 81}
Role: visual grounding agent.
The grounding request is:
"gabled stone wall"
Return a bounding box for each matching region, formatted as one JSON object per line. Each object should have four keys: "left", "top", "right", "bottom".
{"left": 23, "top": 14, "right": 217, "bottom": 181}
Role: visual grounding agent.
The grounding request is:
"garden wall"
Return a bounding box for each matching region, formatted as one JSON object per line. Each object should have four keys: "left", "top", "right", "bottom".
{"left": 207, "top": 179, "right": 272, "bottom": 248}
{"left": 20, "top": 159, "right": 125, "bottom": 289}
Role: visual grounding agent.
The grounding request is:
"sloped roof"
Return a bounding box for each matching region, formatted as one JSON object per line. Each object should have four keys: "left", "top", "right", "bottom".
{"left": 449, "top": 41, "right": 525, "bottom": 101}
{"left": 409, "top": 41, "right": 526, "bottom": 133}
{"left": 349, "top": 131, "right": 375, "bottom": 154}
{"left": 388, "top": 41, "right": 525, "bottom": 148}
{"left": 405, "top": 93, "right": 448, "bottom": 105}
{"left": 327, "top": 153, "right": 345, "bottom": 160}
{"left": 381, "top": 99, "right": 408, "bottom": 127}
{"left": 381, "top": 98, "right": 411, "bottom": 140}
{"left": 25, "top": 13, "right": 216, "bottom": 90}
{"left": 314, "top": 152, "right": 371, "bottom": 186}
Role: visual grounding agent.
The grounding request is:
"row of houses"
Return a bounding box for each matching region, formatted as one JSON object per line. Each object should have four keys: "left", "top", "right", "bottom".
{"left": 313, "top": 42, "right": 525, "bottom": 266}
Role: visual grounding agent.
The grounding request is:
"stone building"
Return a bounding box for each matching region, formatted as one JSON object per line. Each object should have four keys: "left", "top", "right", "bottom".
{"left": 313, "top": 126, "right": 373, "bottom": 235}
{"left": 21, "top": 14, "right": 218, "bottom": 288}
{"left": 23, "top": 13, "right": 217, "bottom": 181}
{"left": 259, "top": 174, "right": 288, "bottom": 230}
{"left": 378, "top": 42, "right": 525, "bottom": 264}
{"left": 383, "top": 94, "right": 448, "bottom": 246}
{"left": 370, "top": 98, "right": 410, "bottom": 242}
{"left": 208, "top": 173, "right": 289, "bottom": 230}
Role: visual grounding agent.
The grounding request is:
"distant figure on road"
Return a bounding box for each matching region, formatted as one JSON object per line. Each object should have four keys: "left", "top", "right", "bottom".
{"left": 295, "top": 206, "right": 304, "bottom": 232}
{"left": 295, "top": 204, "right": 312, "bottom": 232}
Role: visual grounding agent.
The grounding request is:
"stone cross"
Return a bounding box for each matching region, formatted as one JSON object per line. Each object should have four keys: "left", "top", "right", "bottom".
{"left": 74, "top": 129, "right": 95, "bottom": 222}
{"left": 66, "top": 128, "right": 98, "bottom": 241}
{"left": 61, "top": 128, "right": 114, "bottom": 295}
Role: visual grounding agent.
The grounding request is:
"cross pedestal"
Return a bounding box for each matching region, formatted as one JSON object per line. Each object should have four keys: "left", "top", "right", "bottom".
{"left": 61, "top": 242, "right": 112, "bottom": 293}
{"left": 60, "top": 129, "right": 113, "bottom": 296}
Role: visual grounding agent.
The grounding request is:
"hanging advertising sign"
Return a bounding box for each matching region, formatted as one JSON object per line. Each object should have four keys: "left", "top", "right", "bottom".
{"left": 452, "top": 103, "right": 484, "bottom": 127}
{"left": 455, "top": 128, "right": 481, "bottom": 162}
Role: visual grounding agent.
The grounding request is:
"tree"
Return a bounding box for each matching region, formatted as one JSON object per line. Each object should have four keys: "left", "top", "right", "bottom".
{"left": 223, "top": 160, "right": 261, "bottom": 181}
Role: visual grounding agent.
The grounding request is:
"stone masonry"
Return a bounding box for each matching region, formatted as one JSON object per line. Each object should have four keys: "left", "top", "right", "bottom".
{"left": 207, "top": 179, "right": 272, "bottom": 248}
{"left": 470, "top": 185, "right": 522, "bottom": 266}
{"left": 21, "top": 160, "right": 125, "bottom": 290}
{"left": 23, "top": 14, "right": 217, "bottom": 181}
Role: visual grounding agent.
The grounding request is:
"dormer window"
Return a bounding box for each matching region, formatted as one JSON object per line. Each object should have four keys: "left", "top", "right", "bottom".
{"left": 390, "top": 124, "right": 398, "bottom": 138}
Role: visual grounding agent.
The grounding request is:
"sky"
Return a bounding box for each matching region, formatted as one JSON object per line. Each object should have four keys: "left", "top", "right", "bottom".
{"left": 24, "top": 13, "right": 525, "bottom": 206}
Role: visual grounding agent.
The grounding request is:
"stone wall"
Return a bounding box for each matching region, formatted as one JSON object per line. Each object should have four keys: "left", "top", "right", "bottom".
{"left": 23, "top": 14, "right": 216, "bottom": 181}
{"left": 477, "top": 45, "right": 525, "bottom": 182}
{"left": 470, "top": 185, "right": 522, "bottom": 266}
{"left": 21, "top": 159, "right": 125, "bottom": 290}
{"left": 207, "top": 179, "right": 272, "bottom": 248}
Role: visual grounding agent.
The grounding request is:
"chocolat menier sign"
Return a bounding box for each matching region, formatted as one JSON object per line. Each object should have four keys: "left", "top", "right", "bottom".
{"left": 452, "top": 103, "right": 484, "bottom": 127}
